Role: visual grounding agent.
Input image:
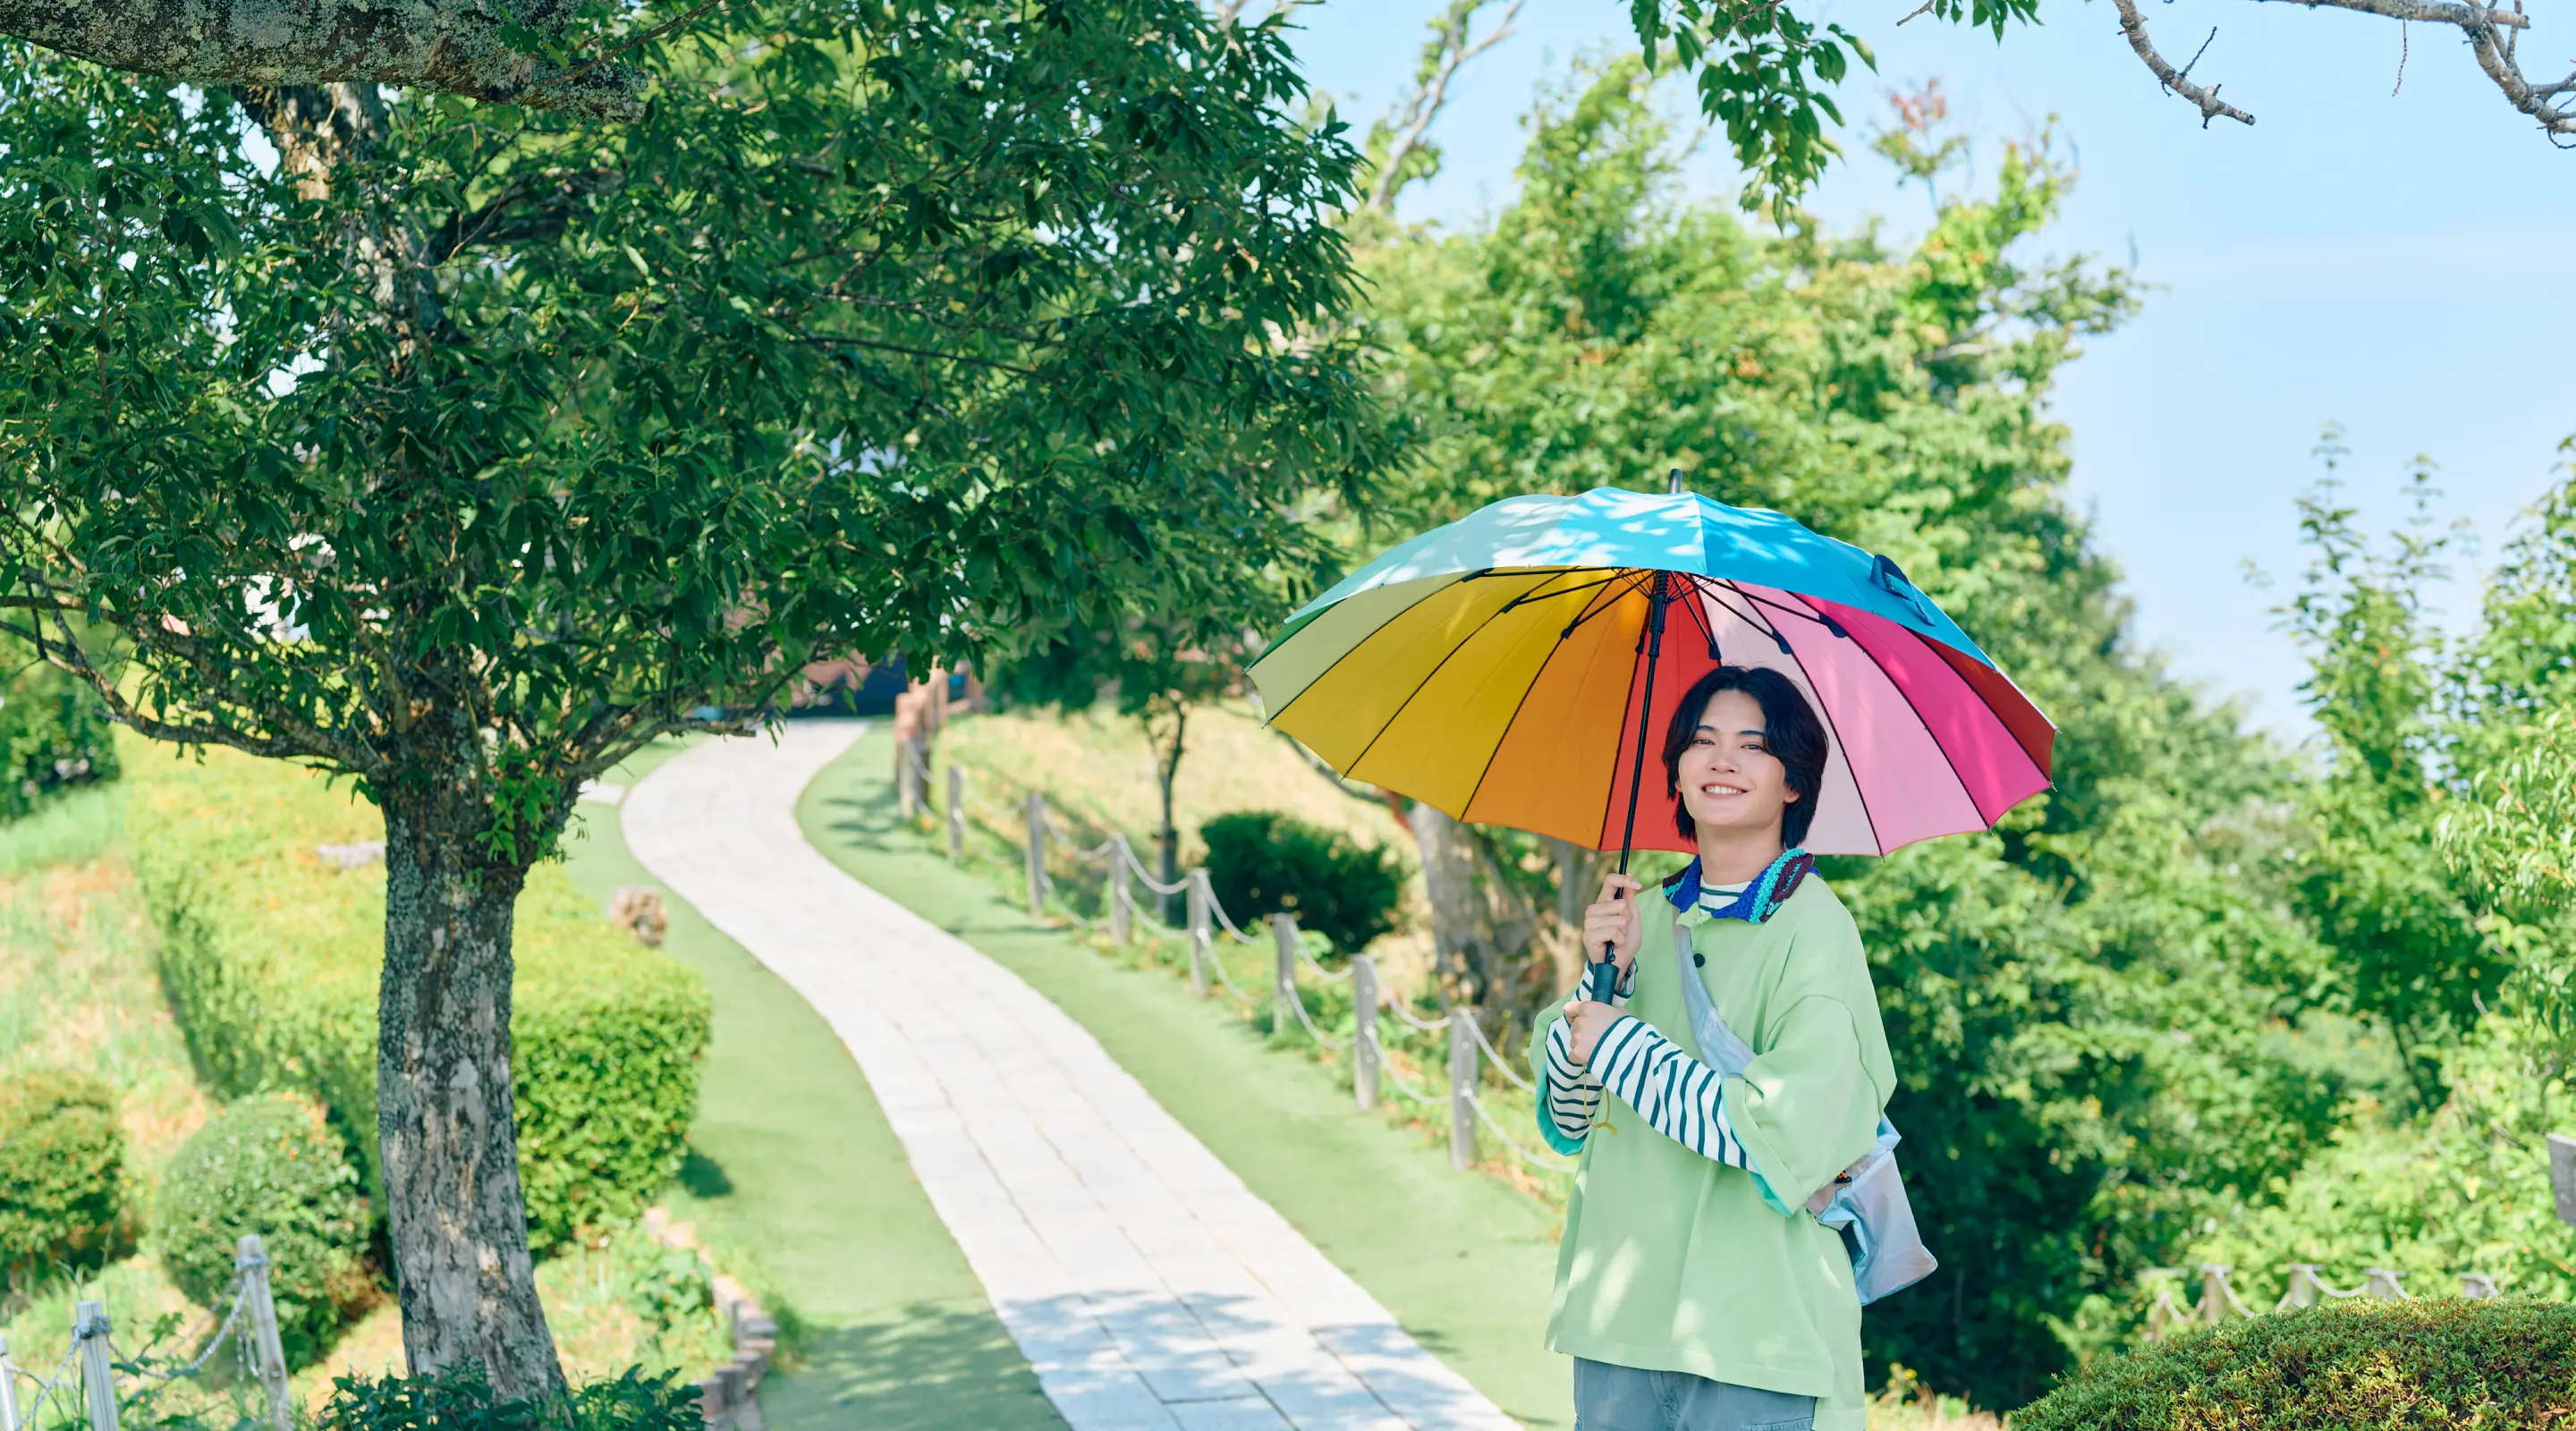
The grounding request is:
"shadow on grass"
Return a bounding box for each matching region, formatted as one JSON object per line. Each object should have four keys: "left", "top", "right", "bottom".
{"left": 767, "top": 1302, "right": 1064, "bottom": 1431}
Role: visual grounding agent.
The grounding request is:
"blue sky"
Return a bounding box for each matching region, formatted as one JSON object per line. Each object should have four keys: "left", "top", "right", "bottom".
{"left": 1287, "top": 0, "right": 2576, "bottom": 737}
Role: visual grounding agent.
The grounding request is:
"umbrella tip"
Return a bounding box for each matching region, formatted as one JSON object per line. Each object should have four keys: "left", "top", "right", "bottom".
{"left": 1668, "top": 468, "right": 1687, "bottom": 495}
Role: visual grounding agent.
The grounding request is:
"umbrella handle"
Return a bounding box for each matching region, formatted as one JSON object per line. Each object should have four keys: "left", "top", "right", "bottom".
{"left": 1585, "top": 952, "right": 1620, "bottom": 1004}
{"left": 1583, "top": 885, "right": 1625, "bottom": 1003}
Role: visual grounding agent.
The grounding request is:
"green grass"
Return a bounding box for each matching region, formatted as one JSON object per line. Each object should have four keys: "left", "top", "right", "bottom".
{"left": 558, "top": 752, "right": 1063, "bottom": 1431}
{"left": 0, "top": 785, "right": 125, "bottom": 877}
{"left": 798, "top": 724, "right": 1575, "bottom": 1429}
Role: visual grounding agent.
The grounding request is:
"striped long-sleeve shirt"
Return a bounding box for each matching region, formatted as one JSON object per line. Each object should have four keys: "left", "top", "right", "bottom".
{"left": 1540, "top": 1014, "right": 1756, "bottom": 1168}
{"left": 1539, "top": 878, "right": 1758, "bottom": 1170}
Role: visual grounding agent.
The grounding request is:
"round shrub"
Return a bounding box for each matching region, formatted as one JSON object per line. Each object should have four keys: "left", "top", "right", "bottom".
{"left": 158, "top": 1093, "right": 374, "bottom": 1367}
{"left": 0, "top": 1068, "right": 137, "bottom": 1278}
{"left": 2013, "top": 1298, "right": 2576, "bottom": 1430}
{"left": 1200, "top": 810, "right": 1404, "bottom": 960}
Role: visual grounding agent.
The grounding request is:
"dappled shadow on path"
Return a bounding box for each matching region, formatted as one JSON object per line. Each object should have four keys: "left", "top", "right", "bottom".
{"left": 763, "top": 1300, "right": 1068, "bottom": 1431}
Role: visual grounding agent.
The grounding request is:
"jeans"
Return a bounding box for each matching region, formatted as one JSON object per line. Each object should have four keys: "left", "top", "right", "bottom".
{"left": 1572, "top": 1358, "right": 1817, "bottom": 1431}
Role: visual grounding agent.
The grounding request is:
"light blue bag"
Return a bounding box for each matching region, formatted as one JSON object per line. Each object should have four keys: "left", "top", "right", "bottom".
{"left": 1671, "top": 910, "right": 1937, "bottom": 1306}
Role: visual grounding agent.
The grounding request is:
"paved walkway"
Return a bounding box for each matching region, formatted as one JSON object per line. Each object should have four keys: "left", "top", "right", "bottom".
{"left": 623, "top": 722, "right": 1521, "bottom": 1431}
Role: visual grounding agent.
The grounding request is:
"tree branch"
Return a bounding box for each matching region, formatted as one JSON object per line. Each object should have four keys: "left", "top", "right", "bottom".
{"left": 424, "top": 168, "right": 623, "bottom": 264}
{"left": 1365, "top": 0, "right": 1524, "bottom": 215}
{"left": 2113, "top": 0, "right": 2258, "bottom": 127}
{"left": 0, "top": 0, "right": 644, "bottom": 120}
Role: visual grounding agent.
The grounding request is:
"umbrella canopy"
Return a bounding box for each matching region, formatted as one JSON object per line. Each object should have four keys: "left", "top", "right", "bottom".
{"left": 1249, "top": 487, "right": 2054, "bottom": 858}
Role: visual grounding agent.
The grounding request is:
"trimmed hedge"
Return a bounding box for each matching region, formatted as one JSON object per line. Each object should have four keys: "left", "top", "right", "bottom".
{"left": 2013, "top": 1299, "right": 2576, "bottom": 1429}
{"left": 157, "top": 1093, "right": 373, "bottom": 1367}
{"left": 124, "top": 737, "right": 709, "bottom": 1251}
{"left": 1200, "top": 810, "right": 1403, "bottom": 960}
{"left": 0, "top": 1069, "right": 136, "bottom": 1278}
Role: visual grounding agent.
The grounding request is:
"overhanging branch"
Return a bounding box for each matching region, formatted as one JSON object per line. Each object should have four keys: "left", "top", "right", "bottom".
{"left": 0, "top": 0, "right": 644, "bottom": 120}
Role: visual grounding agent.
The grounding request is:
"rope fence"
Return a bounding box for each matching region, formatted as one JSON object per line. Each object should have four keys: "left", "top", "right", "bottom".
{"left": 900, "top": 740, "right": 1583, "bottom": 1180}
{"left": 1, "top": 1234, "right": 297, "bottom": 1431}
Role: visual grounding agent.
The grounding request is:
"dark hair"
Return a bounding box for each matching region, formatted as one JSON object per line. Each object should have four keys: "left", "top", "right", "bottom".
{"left": 1662, "top": 665, "right": 1829, "bottom": 848}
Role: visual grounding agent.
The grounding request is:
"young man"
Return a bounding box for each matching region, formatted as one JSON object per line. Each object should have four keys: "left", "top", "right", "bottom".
{"left": 1531, "top": 665, "right": 1894, "bottom": 1431}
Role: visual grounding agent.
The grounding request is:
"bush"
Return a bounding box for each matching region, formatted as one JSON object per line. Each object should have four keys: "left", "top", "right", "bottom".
{"left": 0, "top": 1069, "right": 136, "bottom": 1278}
{"left": 157, "top": 1092, "right": 374, "bottom": 1367}
{"left": 0, "top": 653, "right": 120, "bottom": 822}
{"left": 321, "top": 1366, "right": 703, "bottom": 1431}
{"left": 124, "top": 736, "right": 710, "bottom": 1251}
{"left": 1199, "top": 810, "right": 1404, "bottom": 960}
{"left": 2012, "top": 1299, "right": 2576, "bottom": 1429}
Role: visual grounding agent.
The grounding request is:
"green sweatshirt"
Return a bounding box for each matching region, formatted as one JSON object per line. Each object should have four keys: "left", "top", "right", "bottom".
{"left": 1529, "top": 875, "right": 1894, "bottom": 1431}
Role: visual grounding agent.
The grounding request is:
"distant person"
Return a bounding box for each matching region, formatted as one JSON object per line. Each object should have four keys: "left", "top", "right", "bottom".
{"left": 1532, "top": 665, "right": 1894, "bottom": 1431}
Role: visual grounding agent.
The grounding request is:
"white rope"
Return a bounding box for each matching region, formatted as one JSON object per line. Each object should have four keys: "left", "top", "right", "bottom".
{"left": 1121, "top": 844, "right": 1193, "bottom": 897}
{"left": 1204, "top": 890, "right": 1270, "bottom": 946}
{"left": 118, "top": 1268, "right": 253, "bottom": 1379}
{"left": 17, "top": 1330, "right": 82, "bottom": 1430}
{"left": 1199, "top": 940, "right": 1263, "bottom": 1005}
{"left": 1042, "top": 814, "right": 1118, "bottom": 861}
{"left": 1464, "top": 1016, "right": 1537, "bottom": 1093}
{"left": 1299, "top": 944, "right": 1353, "bottom": 982}
{"left": 1378, "top": 1054, "right": 1447, "bottom": 1105}
{"left": 1467, "top": 1090, "right": 1578, "bottom": 1173}
{"left": 1280, "top": 983, "right": 1348, "bottom": 1049}
{"left": 1385, "top": 1001, "right": 1451, "bottom": 1033}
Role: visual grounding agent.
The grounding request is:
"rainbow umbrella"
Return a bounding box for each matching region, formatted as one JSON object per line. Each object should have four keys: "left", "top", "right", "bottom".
{"left": 1249, "top": 485, "right": 2054, "bottom": 997}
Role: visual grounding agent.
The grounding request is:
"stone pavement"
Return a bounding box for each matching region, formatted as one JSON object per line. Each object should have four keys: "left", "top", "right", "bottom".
{"left": 623, "top": 721, "right": 1523, "bottom": 1431}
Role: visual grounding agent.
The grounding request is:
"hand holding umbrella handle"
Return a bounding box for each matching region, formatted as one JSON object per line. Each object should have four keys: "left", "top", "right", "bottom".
{"left": 1583, "top": 885, "right": 1625, "bottom": 1004}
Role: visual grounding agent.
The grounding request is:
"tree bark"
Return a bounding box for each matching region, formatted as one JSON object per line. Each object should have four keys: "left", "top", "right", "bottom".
{"left": 1152, "top": 706, "right": 1188, "bottom": 927}
{"left": 0, "top": 0, "right": 643, "bottom": 120}
{"left": 377, "top": 799, "right": 565, "bottom": 1401}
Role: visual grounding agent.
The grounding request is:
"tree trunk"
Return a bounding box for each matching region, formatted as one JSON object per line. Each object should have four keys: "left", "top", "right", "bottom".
{"left": 1154, "top": 707, "right": 1188, "bottom": 927}
{"left": 377, "top": 800, "right": 565, "bottom": 1401}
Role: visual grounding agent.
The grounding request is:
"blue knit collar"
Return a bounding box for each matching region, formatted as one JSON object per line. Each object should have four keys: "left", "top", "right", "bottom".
{"left": 1665, "top": 848, "right": 1815, "bottom": 924}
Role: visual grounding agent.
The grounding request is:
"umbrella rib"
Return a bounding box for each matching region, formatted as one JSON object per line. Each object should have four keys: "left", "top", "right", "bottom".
{"left": 1691, "top": 577, "right": 1794, "bottom": 653}
{"left": 1260, "top": 577, "right": 1464, "bottom": 730}
{"left": 1787, "top": 593, "right": 1987, "bottom": 831}
{"left": 1453, "top": 572, "right": 1652, "bottom": 839}
{"left": 1498, "top": 570, "right": 1623, "bottom": 615}
{"left": 1338, "top": 571, "right": 1560, "bottom": 784}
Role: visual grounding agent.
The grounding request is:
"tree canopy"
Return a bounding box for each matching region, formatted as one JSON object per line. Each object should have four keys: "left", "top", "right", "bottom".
{"left": 0, "top": 0, "right": 1377, "bottom": 1393}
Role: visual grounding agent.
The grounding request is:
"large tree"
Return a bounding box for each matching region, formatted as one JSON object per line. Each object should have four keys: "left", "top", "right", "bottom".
{"left": 0, "top": 0, "right": 1374, "bottom": 1395}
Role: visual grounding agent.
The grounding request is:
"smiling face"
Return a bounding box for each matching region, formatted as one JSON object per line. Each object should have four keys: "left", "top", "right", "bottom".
{"left": 1673, "top": 689, "right": 1799, "bottom": 845}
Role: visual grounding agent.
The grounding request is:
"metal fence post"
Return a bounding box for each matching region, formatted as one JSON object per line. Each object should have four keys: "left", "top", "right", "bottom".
{"left": 0, "top": 1334, "right": 22, "bottom": 1431}
{"left": 945, "top": 765, "right": 965, "bottom": 864}
{"left": 2279, "top": 1263, "right": 2324, "bottom": 1310}
{"left": 1023, "top": 791, "right": 1046, "bottom": 918}
{"left": 1271, "top": 913, "right": 1300, "bottom": 1037}
{"left": 1448, "top": 1010, "right": 1476, "bottom": 1171}
{"left": 2550, "top": 1132, "right": 2576, "bottom": 1225}
{"left": 75, "top": 1301, "right": 115, "bottom": 1431}
{"left": 2196, "top": 1265, "right": 2233, "bottom": 1327}
{"left": 1108, "top": 835, "right": 1133, "bottom": 946}
{"left": 2363, "top": 1267, "right": 2408, "bottom": 1300}
{"left": 1187, "top": 870, "right": 1211, "bottom": 996}
{"left": 240, "top": 1234, "right": 292, "bottom": 1431}
{"left": 1352, "top": 955, "right": 1380, "bottom": 1111}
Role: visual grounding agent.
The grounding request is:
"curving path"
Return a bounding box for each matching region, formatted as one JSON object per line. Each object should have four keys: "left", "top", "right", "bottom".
{"left": 623, "top": 722, "right": 1521, "bottom": 1431}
